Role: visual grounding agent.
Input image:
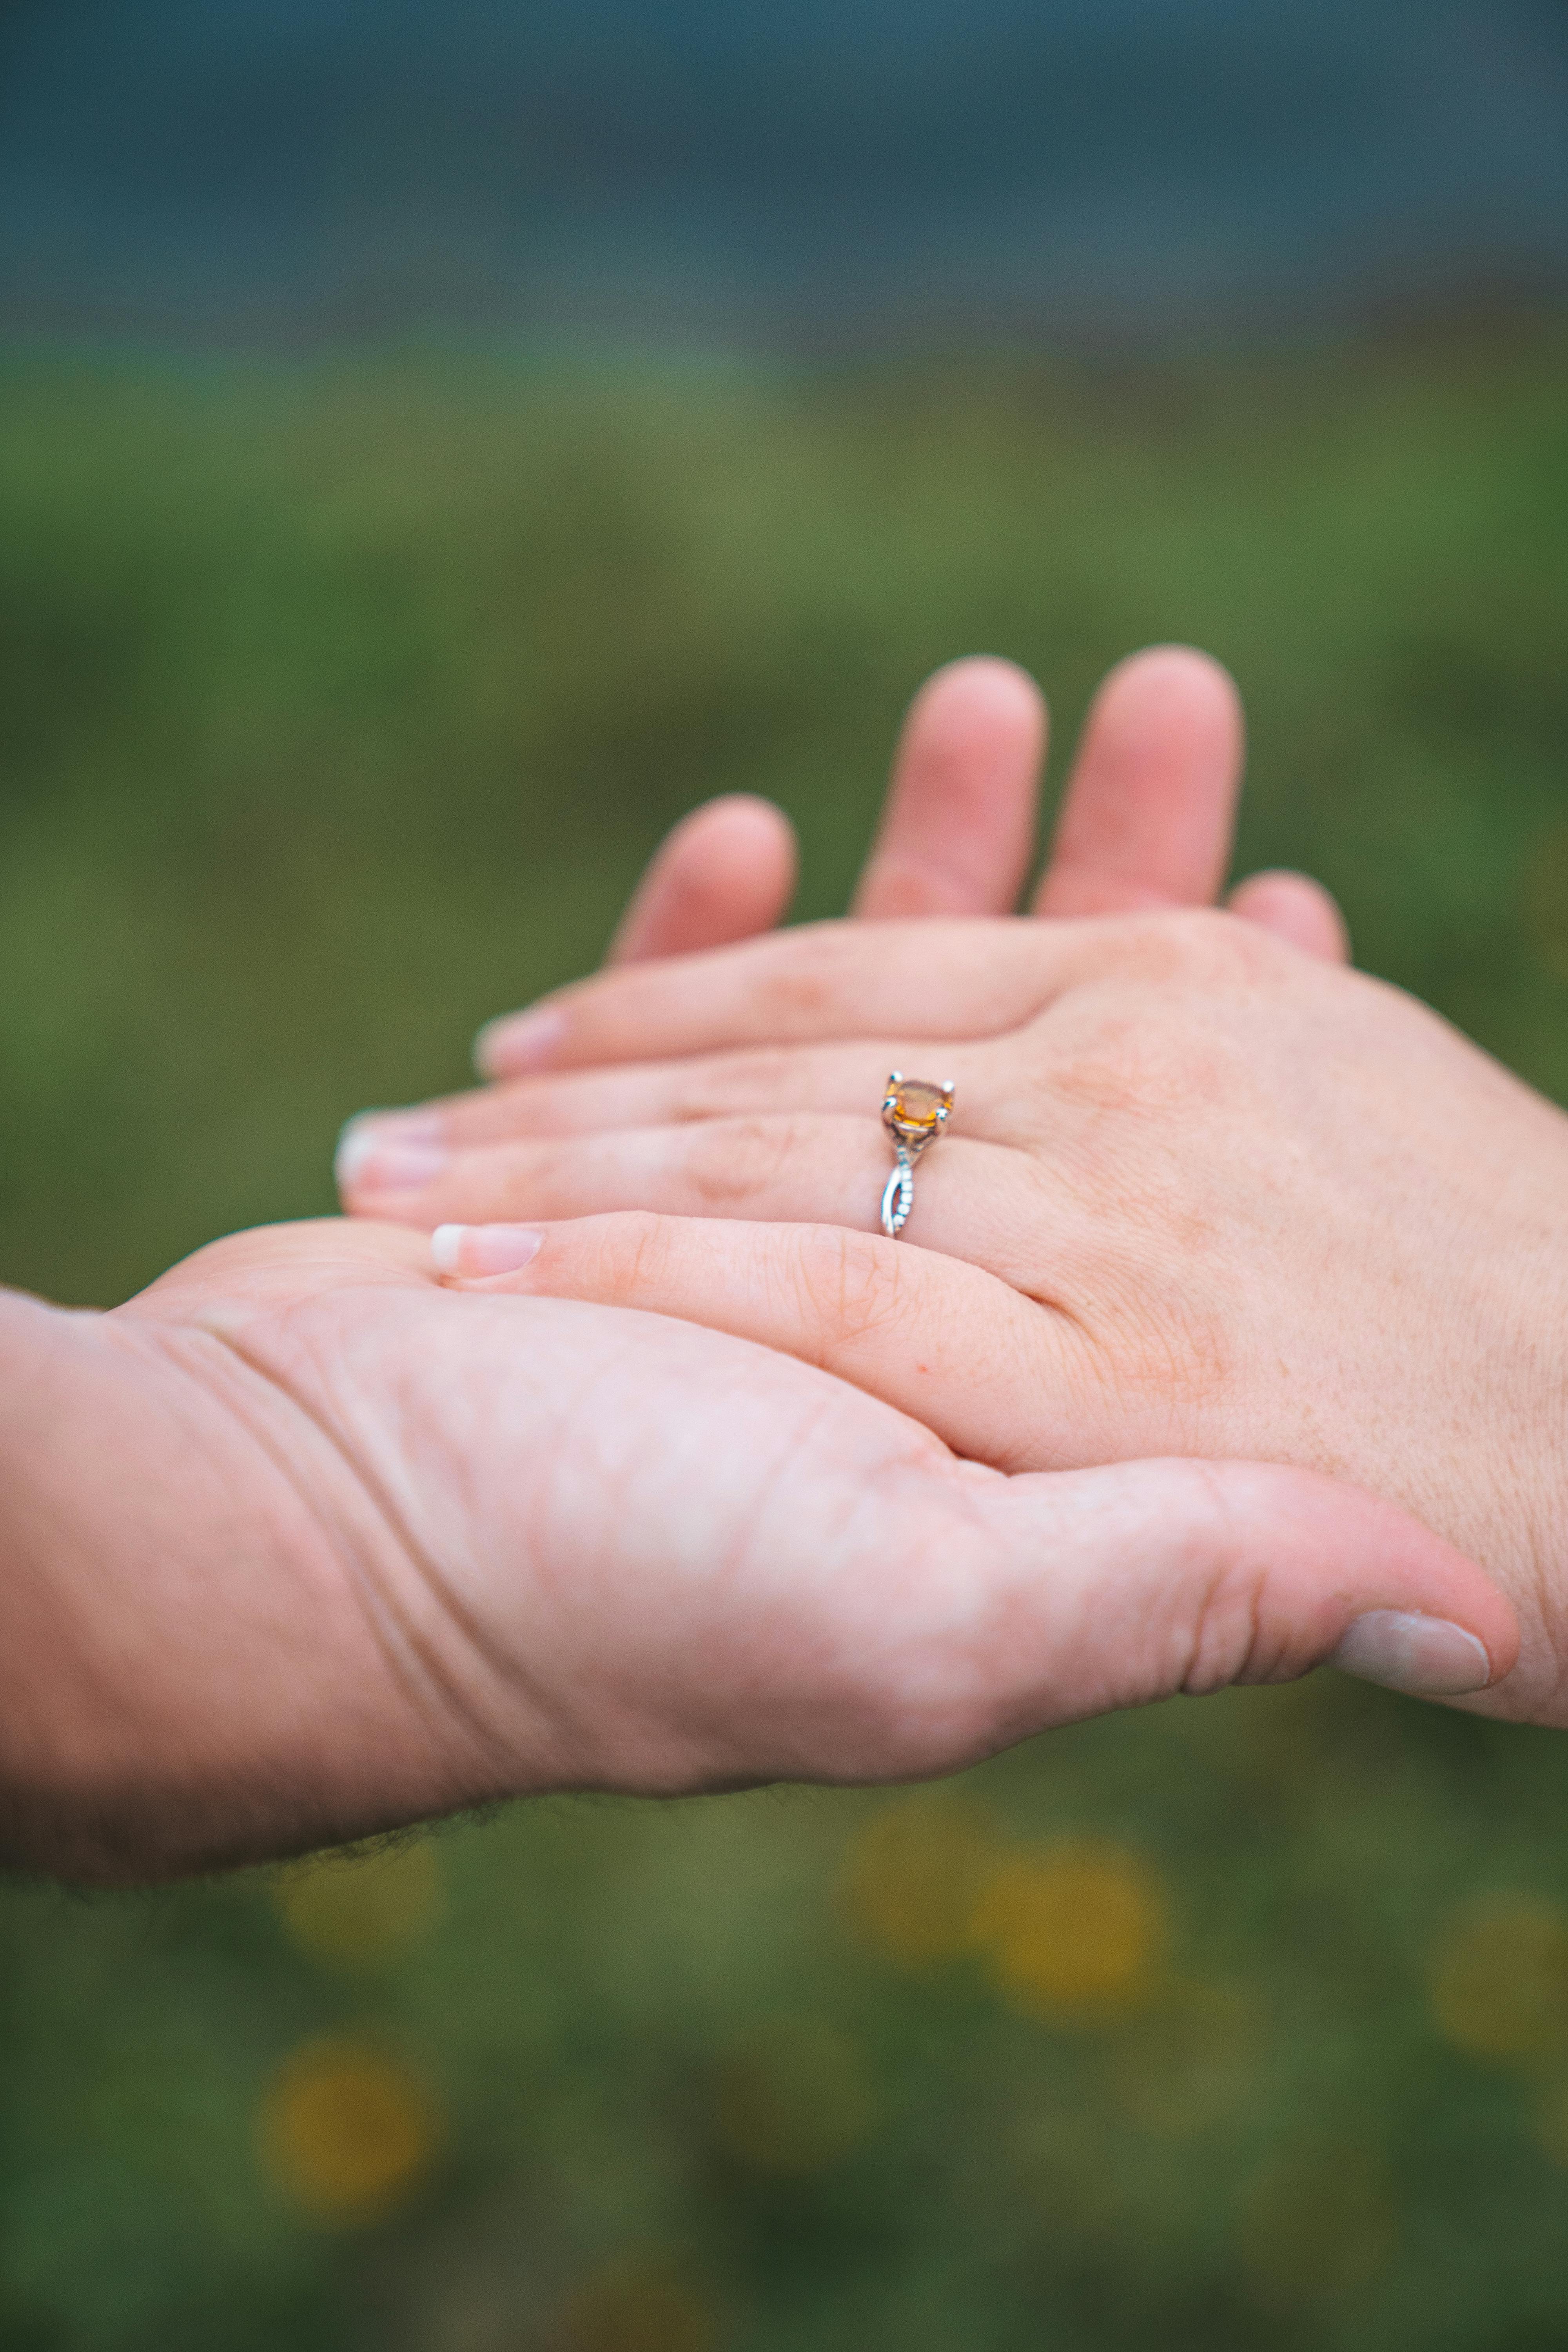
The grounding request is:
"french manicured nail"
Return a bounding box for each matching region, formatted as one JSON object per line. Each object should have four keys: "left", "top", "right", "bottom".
{"left": 431, "top": 1224, "right": 544, "bottom": 1278}
{"left": 474, "top": 1005, "right": 568, "bottom": 1079}
{"left": 335, "top": 1124, "right": 449, "bottom": 1193}
{"left": 334, "top": 1109, "right": 446, "bottom": 1189}
{"left": 1329, "top": 1610, "right": 1492, "bottom": 1697}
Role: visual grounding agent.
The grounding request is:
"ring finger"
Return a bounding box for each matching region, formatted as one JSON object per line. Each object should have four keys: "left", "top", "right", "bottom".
{"left": 339, "top": 1111, "right": 1076, "bottom": 1298}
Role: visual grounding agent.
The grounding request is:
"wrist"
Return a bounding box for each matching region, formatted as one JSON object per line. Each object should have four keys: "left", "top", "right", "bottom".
{"left": 0, "top": 1289, "right": 134, "bottom": 1827}
{"left": 0, "top": 1286, "right": 453, "bottom": 1884}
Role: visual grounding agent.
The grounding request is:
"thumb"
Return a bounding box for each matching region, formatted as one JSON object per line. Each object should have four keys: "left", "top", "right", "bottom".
{"left": 864, "top": 1455, "right": 1517, "bottom": 1778}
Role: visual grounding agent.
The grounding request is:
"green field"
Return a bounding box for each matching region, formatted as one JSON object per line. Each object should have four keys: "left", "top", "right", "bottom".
{"left": 3, "top": 334, "right": 1568, "bottom": 2350}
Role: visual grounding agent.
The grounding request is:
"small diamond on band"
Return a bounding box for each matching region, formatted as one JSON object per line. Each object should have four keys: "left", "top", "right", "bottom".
{"left": 879, "top": 1073, "right": 954, "bottom": 1238}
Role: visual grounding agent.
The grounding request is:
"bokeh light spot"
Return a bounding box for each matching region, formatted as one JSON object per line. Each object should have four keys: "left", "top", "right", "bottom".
{"left": 1430, "top": 1899, "right": 1568, "bottom": 2059}
{"left": 711, "top": 2016, "right": 876, "bottom": 2176}
{"left": 273, "top": 1839, "right": 443, "bottom": 1967}
{"left": 258, "top": 2036, "right": 438, "bottom": 2224}
{"left": 969, "top": 1840, "right": 1167, "bottom": 2022}
{"left": 840, "top": 1795, "right": 1003, "bottom": 1967}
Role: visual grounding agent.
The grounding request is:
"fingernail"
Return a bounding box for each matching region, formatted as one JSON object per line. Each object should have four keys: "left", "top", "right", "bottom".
{"left": 474, "top": 1005, "right": 568, "bottom": 1078}
{"left": 1329, "top": 1610, "right": 1492, "bottom": 1697}
{"left": 431, "top": 1223, "right": 544, "bottom": 1278}
{"left": 334, "top": 1109, "right": 445, "bottom": 1188}
{"left": 336, "top": 1131, "right": 450, "bottom": 1193}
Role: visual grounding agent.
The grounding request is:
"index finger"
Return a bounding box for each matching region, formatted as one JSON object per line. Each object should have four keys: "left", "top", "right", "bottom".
{"left": 474, "top": 914, "right": 1123, "bottom": 1076}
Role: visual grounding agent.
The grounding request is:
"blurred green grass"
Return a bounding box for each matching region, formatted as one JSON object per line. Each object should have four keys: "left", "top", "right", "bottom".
{"left": 4, "top": 337, "right": 1568, "bottom": 2351}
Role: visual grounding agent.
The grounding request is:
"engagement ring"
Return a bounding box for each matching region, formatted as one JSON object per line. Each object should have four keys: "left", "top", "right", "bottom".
{"left": 880, "top": 1074, "right": 954, "bottom": 1239}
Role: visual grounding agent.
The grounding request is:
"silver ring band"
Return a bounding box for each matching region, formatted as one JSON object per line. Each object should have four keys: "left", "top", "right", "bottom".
{"left": 879, "top": 1074, "right": 954, "bottom": 1240}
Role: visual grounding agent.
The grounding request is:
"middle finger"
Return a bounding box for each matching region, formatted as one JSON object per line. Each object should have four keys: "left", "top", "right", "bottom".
{"left": 342, "top": 1039, "right": 1002, "bottom": 1169}
{"left": 473, "top": 916, "right": 1122, "bottom": 1080}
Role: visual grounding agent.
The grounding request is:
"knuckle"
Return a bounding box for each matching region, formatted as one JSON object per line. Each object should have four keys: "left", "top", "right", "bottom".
{"left": 746, "top": 922, "right": 870, "bottom": 1028}
{"left": 586, "top": 1209, "right": 670, "bottom": 1303}
{"left": 1050, "top": 1012, "right": 1195, "bottom": 1117}
{"left": 1185, "top": 1566, "right": 1274, "bottom": 1695}
{"left": 1050, "top": 993, "right": 1248, "bottom": 1119}
{"left": 1161, "top": 905, "right": 1287, "bottom": 988}
{"left": 1177, "top": 1467, "right": 1296, "bottom": 1693}
{"left": 666, "top": 1048, "right": 796, "bottom": 1123}
{"left": 787, "top": 1225, "right": 910, "bottom": 1352}
{"left": 684, "top": 1115, "right": 799, "bottom": 1205}
{"left": 821, "top": 1493, "right": 1007, "bottom": 1774}
{"left": 1081, "top": 1287, "right": 1233, "bottom": 1417}
{"left": 836, "top": 1630, "right": 992, "bottom": 1778}
{"left": 1085, "top": 906, "right": 1286, "bottom": 993}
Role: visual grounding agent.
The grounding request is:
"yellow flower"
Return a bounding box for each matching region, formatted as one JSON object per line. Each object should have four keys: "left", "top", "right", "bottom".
{"left": 969, "top": 1840, "right": 1166, "bottom": 2021}
{"left": 258, "top": 2037, "right": 438, "bottom": 2224}
{"left": 272, "top": 1839, "right": 443, "bottom": 1967}
{"left": 1429, "top": 1898, "right": 1568, "bottom": 2059}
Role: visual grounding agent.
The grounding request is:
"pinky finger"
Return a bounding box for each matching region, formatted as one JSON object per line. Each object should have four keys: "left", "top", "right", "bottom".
{"left": 606, "top": 795, "right": 798, "bottom": 965}
{"left": 431, "top": 1211, "right": 1086, "bottom": 1474}
{"left": 1227, "top": 869, "right": 1350, "bottom": 963}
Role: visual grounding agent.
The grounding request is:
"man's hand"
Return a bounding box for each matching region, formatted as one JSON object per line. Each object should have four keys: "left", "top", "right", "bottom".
{"left": 0, "top": 1207, "right": 1510, "bottom": 1885}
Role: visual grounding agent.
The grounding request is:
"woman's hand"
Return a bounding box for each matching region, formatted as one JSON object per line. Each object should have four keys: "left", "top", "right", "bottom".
{"left": 336, "top": 644, "right": 1343, "bottom": 1195}
{"left": 594, "top": 644, "right": 1346, "bottom": 966}
{"left": 361, "top": 909, "right": 1568, "bottom": 1726}
{"left": 0, "top": 1199, "right": 1511, "bottom": 1884}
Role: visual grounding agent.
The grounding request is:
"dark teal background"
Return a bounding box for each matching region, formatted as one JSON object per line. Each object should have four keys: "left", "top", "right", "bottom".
{"left": 4, "top": 1, "right": 1567, "bottom": 343}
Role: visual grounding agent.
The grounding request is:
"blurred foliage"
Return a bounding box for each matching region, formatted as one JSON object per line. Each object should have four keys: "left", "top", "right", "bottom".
{"left": 3, "top": 334, "right": 1568, "bottom": 2348}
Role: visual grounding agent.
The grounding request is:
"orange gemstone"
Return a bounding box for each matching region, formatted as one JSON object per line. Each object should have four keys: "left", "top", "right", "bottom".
{"left": 885, "top": 1078, "right": 951, "bottom": 1136}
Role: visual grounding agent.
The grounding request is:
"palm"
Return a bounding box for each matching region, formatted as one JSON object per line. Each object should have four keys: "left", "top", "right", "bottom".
{"left": 124, "top": 1216, "right": 968, "bottom": 1808}
{"left": 99, "top": 1210, "right": 1506, "bottom": 1872}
